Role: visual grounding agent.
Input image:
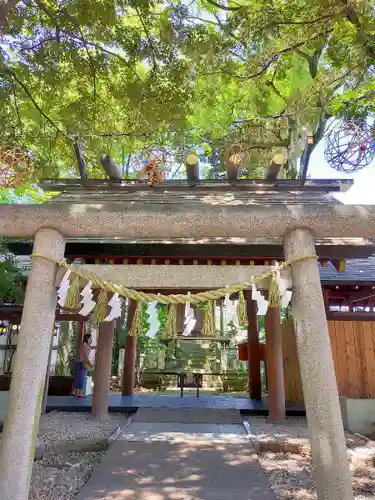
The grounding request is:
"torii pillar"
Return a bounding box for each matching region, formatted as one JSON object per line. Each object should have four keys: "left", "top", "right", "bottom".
{"left": 0, "top": 228, "right": 66, "bottom": 500}
{"left": 284, "top": 229, "right": 353, "bottom": 500}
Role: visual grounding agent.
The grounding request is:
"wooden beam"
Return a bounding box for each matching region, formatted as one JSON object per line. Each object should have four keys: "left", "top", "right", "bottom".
{"left": 8, "top": 240, "right": 375, "bottom": 261}
{"left": 349, "top": 289, "right": 375, "bottom": 303}
{"left": 265, "top": 153, "right": 285, "bottom": 182}
{"left": 74, "top": 142, "right": 87, "bottom": 181}
{"left": 101, "top": 155, "right": 123, "bottom": 180}
{"left": 327, "top": 311, "right": 375, "bottom": 321}
{"left": 39, "top": 178, "right": 354, "bottom": 192}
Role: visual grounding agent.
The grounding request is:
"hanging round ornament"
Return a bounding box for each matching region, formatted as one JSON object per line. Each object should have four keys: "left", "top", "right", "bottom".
{"left": 324, "top": 121, "right": 375, "bottom": 173}
{"left": 226, "top": 142, "right": 249, "bottom": 181}
{"left": 0, "top": 147, "right": 34, "bottom": 188}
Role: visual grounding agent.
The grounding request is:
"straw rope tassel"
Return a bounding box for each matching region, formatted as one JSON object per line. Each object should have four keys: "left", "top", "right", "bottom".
{"left": 237, "top": 290, "right": 248, "bottom": 327}
{"left": 129, "top": 303, "right": 141, "bottom": 336}
{"left": 165, "top": 303, "right": 177, "bottom": 338}
{"left": 31, "top": 252, "right": 317, "bottom": 305}
{"left": 92, "top": 290, "right": 109, "bottom": 324}
{"left": 201, "top": 300, "right": 215, "bottom": 336}
{"left": 268, "top": 274, "right": 281, "bottom": 308}
{"left": 64, "top": 276, "right": 81, "bottom": 310}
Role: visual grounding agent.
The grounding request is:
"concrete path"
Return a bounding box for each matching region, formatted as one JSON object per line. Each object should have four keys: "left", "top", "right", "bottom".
{"left": 75, "top": 409, "right": 276, "bottom": 500}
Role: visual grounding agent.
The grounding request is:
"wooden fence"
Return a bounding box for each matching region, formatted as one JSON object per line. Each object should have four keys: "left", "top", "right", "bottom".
{"left": 282, "top": 319, "right": 375, "bottom": 402}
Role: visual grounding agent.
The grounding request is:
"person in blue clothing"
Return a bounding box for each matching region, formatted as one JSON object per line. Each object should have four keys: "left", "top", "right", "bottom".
{"left": 72, "top": 333, "right": 93, "bottom": 398}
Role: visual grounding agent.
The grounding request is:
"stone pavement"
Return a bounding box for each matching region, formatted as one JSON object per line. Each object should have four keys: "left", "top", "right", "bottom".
{"left": 75, "top": 409, "right": 276, "bottom": 500}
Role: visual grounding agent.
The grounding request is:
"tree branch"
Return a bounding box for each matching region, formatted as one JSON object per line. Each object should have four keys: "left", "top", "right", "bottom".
{"left": 300, "top": 100, "right": 328, "bottom": 181}
{"left": 204, "top": 0, "right": 242, "bottom": 11}
{"left": 200, "top": 30, "right": 331, "bottom": 80}
{"left": 263, "top": 12, "right": 337, "bottom": 29}
{"left": 2, "top": 67, "right": 69, "bottom": 138}
{"left": 341, "top": 1, "right": 375, "bottom": 59}
{"left": 134, "top": 6, "right": 158, "bottom": 72}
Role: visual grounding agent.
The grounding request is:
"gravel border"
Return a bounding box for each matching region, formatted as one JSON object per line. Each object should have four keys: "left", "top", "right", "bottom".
{"left": 29, "top": 450, "right": 105, "bottom": 500}
{"left": 244, "top": 416, "right": 375, "bottom": 500}
{"left": 38, "top": 411, "right": 130, "bottom": 444}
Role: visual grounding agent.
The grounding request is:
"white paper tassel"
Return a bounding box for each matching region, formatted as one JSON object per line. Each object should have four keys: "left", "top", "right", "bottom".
{"left": 78, "top": 280, "right": 96, "bottom": 316}
{"left": 223, "top": 286, "right": 239, "bottom": 328}
{"left": 57, "top": 270, "right": 71, "bottom": 307}
{"left": 183, "top": 303, "right": 196, "bottom": 336}
{"left": 105, "top": 293, "right": 122, "bottom": 322}
{"left": 252, "top": 283, "right": 269, "bottom": 316}
{"left": 146, "top": 301, "right": 160, "bottom": 338}
{"left": 281, "top": 290, "right": 292, "bottom": 309}
{"left": 273, "top": 264, "right": 292, "bottom": 309}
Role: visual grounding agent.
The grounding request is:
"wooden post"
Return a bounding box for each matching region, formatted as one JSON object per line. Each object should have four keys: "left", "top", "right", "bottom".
{"left": 265, "top": 300, "right": 286, "bottom": 421}
{"left": 245, "top": 290, "right": 261, "bottom": 400}
{"left": 41, "top": 332, "right": 54, "bottom": 414}
{"left": 122, "top": 299, "right": 137, "bottom": 396}
{"left": 92, "top": 321, "right": 115, "bottom": 420}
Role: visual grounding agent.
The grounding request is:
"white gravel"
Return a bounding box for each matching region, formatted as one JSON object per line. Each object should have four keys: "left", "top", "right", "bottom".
{"left": 29, "top": 450, "right": 105, "bottom": 500}
{"left": 28, "top": 411, "right": 132, "bottom": 499}
{"left": 38, "top": 411, "right": 130, "bottom": 444}
{"left": 246, "top": 416, "right": 375, "bottom": 500}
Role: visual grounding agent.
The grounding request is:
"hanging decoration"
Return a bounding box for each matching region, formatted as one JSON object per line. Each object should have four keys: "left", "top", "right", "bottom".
{"left": 135, "top": 147, "right": 171, "bottom": 186}
{"left": 274, "top": 263, "right": 292, "bottom": 309}
{"left": 182, "top": 298, "right": 196, "bottom": 336}
{"left": 128, "top": 303, "right": 142, "bottom": 336}
{"left": 57, "top": 270, "right": 71, "bottom": 308}
{"left": 324, "top": 121, "right": 375, "bottom": 173}
{"left": 35, "top": 253, "right": 317, "bottom": 331}
{"left": 0, "top": 147, "right": 34, "bottom": 188}
{"left": 251, "top": 284, "right": 269, "bottom": 316}
{"left": 105, "top": 293, "right": 122, "bottom": 322}
{"left": 237, "top": 290, "right": 248, "bottom": 327}
{"left": 200, "top": 301, "right": 215, "bottom": 336}
{"left": 92, "top": 290, "right": 108, "bottom": 324}
{"left": 146, "top": 301, "right": 160, "bottom": 338}
{"left": 223, "top": 291, "right": 239, "bottom": 328}
{"left": 64, "top": 275, "right": 81, "bottom": 310}
{"left": 79, "top": 281, "right": 96, "bottom": 316}
{"left": 165, "top": 303, "right": 177, "bottom": 338}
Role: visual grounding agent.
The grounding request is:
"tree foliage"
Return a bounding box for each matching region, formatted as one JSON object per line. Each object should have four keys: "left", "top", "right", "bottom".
{"left": 0, "top": 0, "right": 373, "bottom": 180}
{"left": 0, "top": 239, "right": 24, "bottom": 302}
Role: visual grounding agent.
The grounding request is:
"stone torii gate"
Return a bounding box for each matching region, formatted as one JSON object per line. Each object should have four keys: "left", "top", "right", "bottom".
{"left": 1, "top": 200, "right": 375, "bottom": 500}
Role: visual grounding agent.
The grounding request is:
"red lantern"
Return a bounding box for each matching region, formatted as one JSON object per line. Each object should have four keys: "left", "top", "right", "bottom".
{"left": 237, "top": 342, "right": 248, "bottom": 361}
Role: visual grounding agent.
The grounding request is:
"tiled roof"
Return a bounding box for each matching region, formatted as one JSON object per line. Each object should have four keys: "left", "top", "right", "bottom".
{"left": 319, "top": 257, "right": 375, "bottom": 284}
